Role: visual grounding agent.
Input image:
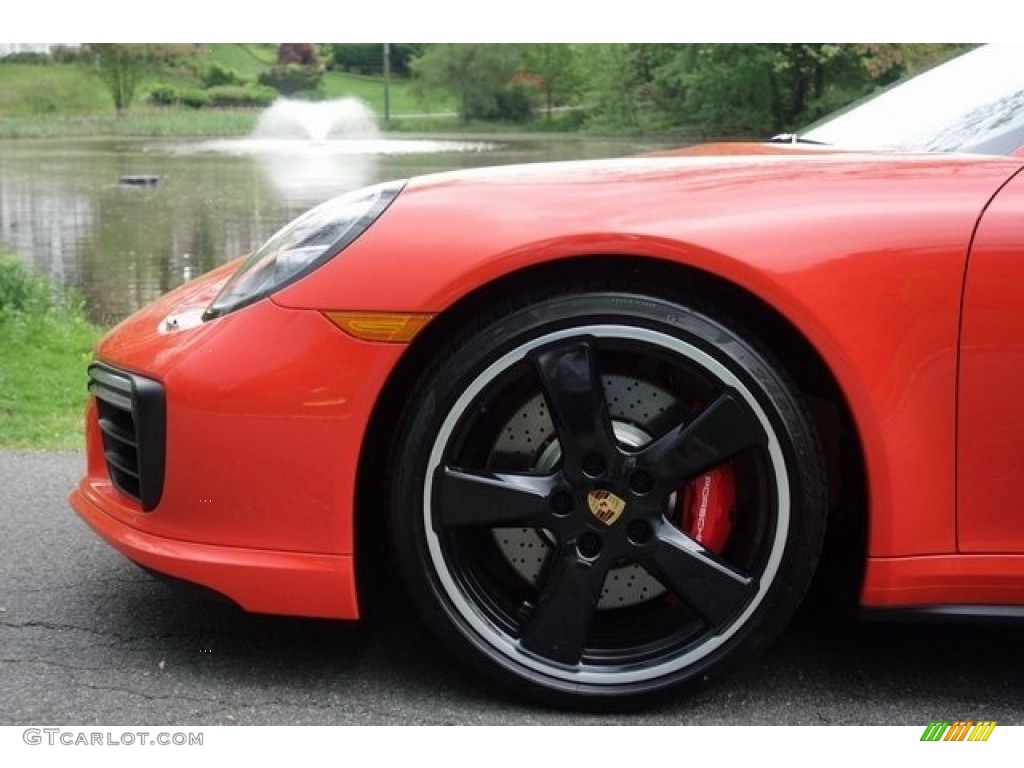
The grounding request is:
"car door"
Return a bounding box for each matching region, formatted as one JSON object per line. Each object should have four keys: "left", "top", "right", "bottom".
{"left": 958, "top": 167, "right": 1024, "bottom": 552}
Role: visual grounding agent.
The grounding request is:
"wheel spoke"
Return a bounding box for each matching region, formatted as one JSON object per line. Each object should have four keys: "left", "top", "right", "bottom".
{"left": 642, "top": 523, "right": 755, "bottom": 627}
{"left": 637, "top": 392, "right": 765, "bottom": 489}
{"left": 531, "top": 339, "right": 617, "bottom": 470}
{"left": 519, "top": 544, "right": 609, "bottom": 666}
{"left": 433, "top": 467, "right": 558, "bottom": 530}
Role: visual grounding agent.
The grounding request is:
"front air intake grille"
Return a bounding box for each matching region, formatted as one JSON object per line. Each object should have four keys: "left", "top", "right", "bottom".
{"left": 88, "top": 362, "right": 166, "bottom": 511}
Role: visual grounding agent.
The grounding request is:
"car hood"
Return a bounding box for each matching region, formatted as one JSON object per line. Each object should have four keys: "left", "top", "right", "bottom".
{"left": 273, "top": 149, "right": 1024, "bottom": 318}
{"left": 400, "top": 148, "right": 1023, "bottom": 195}
{"left": 650, "top": 141, "right": 852, "bottom": 157}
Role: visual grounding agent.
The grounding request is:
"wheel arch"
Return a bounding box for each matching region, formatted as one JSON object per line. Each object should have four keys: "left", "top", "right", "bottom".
{"left": 353, "top": 254, "right": 868, "bottom": 614}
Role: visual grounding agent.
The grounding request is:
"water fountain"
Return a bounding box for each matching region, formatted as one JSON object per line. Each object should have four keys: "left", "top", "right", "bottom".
{"left": 252, "top": 97, "right": 379, "bottom": 142}
{"left": 184, "top": 96, "right": 496, "bottom": 201}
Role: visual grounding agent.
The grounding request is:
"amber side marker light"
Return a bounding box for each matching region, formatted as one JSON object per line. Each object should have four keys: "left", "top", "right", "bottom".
{"left": 323, "top": 311, "right": 435, "bottom": 343}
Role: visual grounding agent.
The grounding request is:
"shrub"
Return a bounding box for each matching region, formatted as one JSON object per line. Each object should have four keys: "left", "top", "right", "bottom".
{"left": 180, "top": 89, "right": 211, "bottom": 109}
{"left": 329, "top": 43, "right": 421, "bottom": 76}
{"left": 329, "top": 44, "right": 381, "bottom": 73}
{"left": 206, "top": 84, "right": 277, "bottom": 108}
{"left": 277, "top": 43, "right": 320, "bottom": 68}
{"left": 0, "top": 257, "right": 51, "bottom": 316}
{"left": 258, "top": 63, "right": 323, "bottom": 95}
{"left": 490, "top": 84, "right": 535, "bottom": 122}
{"left": 201, "top": 63, "right": 245, "bottom": 88}
{"left": 148, "top": 85, "right": 181, "bottom": 106}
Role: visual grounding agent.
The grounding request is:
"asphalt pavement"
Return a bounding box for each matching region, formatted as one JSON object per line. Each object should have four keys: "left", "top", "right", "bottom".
{"left": 2, "top": 449, "right": 1022, "bottom": 725}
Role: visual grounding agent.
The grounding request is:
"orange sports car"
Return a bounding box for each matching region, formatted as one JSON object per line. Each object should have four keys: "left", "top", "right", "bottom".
{"left": 71, "top": 45, "right": 1024, "bottom": 708}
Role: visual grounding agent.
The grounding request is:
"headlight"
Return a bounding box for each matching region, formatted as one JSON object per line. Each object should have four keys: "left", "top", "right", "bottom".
{"left": 203, "top": 179, "right": 405, "bottom": 320}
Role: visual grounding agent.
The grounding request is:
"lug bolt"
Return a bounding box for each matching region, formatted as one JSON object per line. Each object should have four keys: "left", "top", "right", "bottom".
{"left": 550, "top": 490, "right": 574, "bottom": 516}
{"left": 582, "top": 453, "right": 606, "bottom": 477}
{"left": 627, "top": 519, "right": 653, "bottom": 545}
{"left": 629, "top": 470, "right": 655, "bottom": 495}
{"left": 578, "top": 532, "right": 603, "bottom": 558}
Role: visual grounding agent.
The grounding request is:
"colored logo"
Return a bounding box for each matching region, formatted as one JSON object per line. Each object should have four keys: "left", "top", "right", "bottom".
{"left": 587, "top": 490, "right": 626, "bottom": 526}
{"left": 920, "top": 721, "right": 996, "bottom": 742}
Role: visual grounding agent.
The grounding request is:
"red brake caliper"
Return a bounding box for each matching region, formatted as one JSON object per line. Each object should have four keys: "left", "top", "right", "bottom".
{"left": 680, "top": 465, "right": 736, "bottom": 554}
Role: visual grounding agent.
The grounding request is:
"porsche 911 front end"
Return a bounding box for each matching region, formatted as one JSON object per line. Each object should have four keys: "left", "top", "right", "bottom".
{"left": 70, "top": 183, "right": 420, "bottom": 620}
{"left": 70, "top": 146, "right": 1024, "bottom": 709}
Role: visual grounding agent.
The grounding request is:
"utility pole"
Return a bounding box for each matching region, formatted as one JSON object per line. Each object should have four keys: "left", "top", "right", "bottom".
{"left": 383, "top": 43, "right": 391, "bottom": 123}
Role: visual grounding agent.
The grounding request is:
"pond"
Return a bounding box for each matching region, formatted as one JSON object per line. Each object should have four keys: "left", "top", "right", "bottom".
{"left": 0, "top": 131, "right": 681, "bottom": 324}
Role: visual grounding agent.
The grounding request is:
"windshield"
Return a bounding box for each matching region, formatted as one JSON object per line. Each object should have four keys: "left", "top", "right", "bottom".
{"left": 800, "top": 44, "right": 1024, "bottom": 155}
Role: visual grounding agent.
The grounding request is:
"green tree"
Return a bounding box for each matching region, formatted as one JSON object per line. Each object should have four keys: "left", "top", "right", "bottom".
{"left": 581, "top": 44, "right": 661, "bottom": 131}
{"left": 411, "top": 44, "right": 524, "bottom": 123}
{"left": 329, "top": 44, "right": 381, "bottom": 73}
{"left": 523, "top": 44, "right": 580, "bottom": 123}
{"left": 86, "top": 44, "right": 188, "bottom": 114}
{"left": 652, "top": 44, "right": 865, "bottom": 136}
{"left": 857, "top": 43, "right": 973, "bottom": 84}
{"left": 329, "top": 43, "right": 423, "bottom": 76}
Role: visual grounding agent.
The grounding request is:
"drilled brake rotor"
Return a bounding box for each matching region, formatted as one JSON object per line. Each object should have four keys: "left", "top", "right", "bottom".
{"left": 490, "top": 375, "right": 678, "bottom": 610}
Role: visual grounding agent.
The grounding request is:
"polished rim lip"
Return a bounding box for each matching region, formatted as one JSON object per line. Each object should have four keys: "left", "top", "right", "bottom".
{"left": 423, "top": 324, "right": 791, "bottom": 686}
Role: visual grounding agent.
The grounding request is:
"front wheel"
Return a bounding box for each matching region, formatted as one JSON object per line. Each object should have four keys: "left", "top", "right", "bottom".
{"left": 388, "top": 292, "right": 826, "bottom": 709}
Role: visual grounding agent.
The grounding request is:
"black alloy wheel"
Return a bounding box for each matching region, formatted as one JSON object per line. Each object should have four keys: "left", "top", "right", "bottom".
{"left": 389, "top": 291, "right": 826, "bottom": 709}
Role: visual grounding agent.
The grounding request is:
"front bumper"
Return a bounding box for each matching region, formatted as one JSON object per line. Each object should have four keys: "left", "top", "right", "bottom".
{"left": 69, "top": 266, "right": 408, "bottom": 619}
{"left": 70, "top": 479, "right": 358, "bottom": 618}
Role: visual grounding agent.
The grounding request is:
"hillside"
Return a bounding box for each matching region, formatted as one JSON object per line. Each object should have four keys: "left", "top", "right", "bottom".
{"left": 0, "top": 44, "right": 436, "bottom": 120}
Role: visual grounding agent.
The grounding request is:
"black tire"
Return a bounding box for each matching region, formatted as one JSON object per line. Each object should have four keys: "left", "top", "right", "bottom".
{"left": 388, "top": 291, "right": 826, "bottom": 709}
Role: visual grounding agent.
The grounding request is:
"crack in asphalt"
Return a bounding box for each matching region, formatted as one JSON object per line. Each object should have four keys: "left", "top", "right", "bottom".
{"left": 8, "top": 576, "right": 143, "bottom": 595}
{"left": 0, "top": 619, "right": 192, "bottom": 645}
{"left": 0, "top": 656, "right": 109, "bottom": 673}
{"left": 0, "top": 619, "right": 132, "bottom": 638}
{"left": 68, "top": 679, "right": 223, "bottom": 706}
{"left": 0, "top": 620, "right": 218, "bottom": 666}
{"left": 0, "top": 655, "right": 326, "bottom": 714}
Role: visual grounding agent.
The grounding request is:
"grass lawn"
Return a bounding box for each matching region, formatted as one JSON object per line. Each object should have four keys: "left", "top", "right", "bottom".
{"left": 0, "top": 108, "right": 260, "bottom": 139}
{"left": 322, "top": 71, "right": 451, "bottom": 115}
{"left": 0, "top": 312, "right": 100, "bottom": 449}
{"left": 0, "top": 45, "right": 452, "bottom": 137}
{"left": 197, "top": 43, "right": 277, "bottom": 80}
{"left": 0, "top": 62, "right": 110, "bottom": 116}
{"left": 0, "top": 258, "right": 103, "bottom": 450}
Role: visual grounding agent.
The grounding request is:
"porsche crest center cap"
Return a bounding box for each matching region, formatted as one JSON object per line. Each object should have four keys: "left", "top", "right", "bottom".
{"left": 587, "top": 489, "right": 626, "bottom": 526}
